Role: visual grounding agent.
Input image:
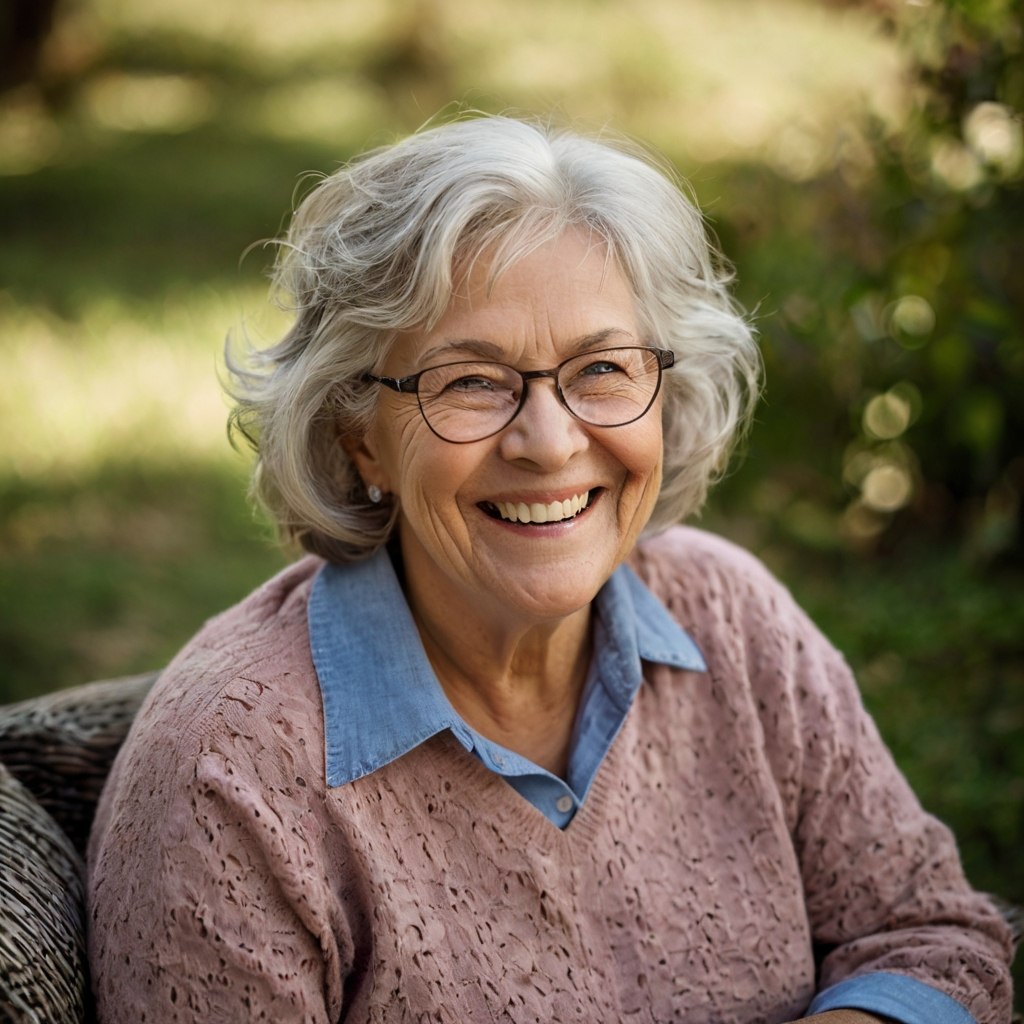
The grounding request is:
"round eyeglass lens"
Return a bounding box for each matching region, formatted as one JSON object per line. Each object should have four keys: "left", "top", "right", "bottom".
{"left": 559, "top": 347, "right": 662, "bottom": 426}
{"left": 417, "top": 361, "right": 523, "bottom": 442}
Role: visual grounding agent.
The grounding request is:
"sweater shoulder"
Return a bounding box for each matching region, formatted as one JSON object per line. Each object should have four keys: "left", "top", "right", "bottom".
{"left": 118, "top": 554, "right": 325, "bottom": 762}
{"left": 627, "top": 526, "right": 828, "bottom": 725}
{"left": 193, "top": 552, "right": 324, "bottom": 652}
{"left": 630, "top": 525, "right": 796, "bottom": 620}
{"left": 90, "top": 555, "right": 330, "bottom": 859}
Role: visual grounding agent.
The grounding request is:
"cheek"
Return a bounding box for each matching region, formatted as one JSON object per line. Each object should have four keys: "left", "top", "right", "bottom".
{"left": 371, "top": 403, "right": 429, "bottom": 492}
{"left": 383, "top": 420, "right": 482, "bottom": 516}
{"left": 611, "top": 417, "right": 664, "bottom": 485}
{"left": 601, "top": 417, "right": 663, "bottom": 533}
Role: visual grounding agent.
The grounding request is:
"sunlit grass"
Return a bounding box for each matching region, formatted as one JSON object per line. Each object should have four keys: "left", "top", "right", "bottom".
{"left": 0, "top": 286, "right": 289, "bottom": 477}
{"left": 0, "top": 465, "right": 287, "bottom": 701}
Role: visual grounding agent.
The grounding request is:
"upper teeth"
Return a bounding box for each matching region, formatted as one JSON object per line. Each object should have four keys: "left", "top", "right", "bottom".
{"left": 492, "top": 492, "right": 591, "bottom": 524}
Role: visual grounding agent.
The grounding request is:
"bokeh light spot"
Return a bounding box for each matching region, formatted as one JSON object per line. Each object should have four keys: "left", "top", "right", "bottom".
{"left": 861, "top": 463, "right": 913, "bottom": 512}
{"left": 864, "top": 391, "right": 911, "bottom": 440}
{"left": 84, "top": 73, "right": 214, "bottom": 134}
{"left": 890, "top": 295, "right": 935, "bottom": 340}
{"left": 930, "top": 137, "right": 984, "bottom": 191}
{"left": 965, "top": 102, "right": 1024, "bottom": 177}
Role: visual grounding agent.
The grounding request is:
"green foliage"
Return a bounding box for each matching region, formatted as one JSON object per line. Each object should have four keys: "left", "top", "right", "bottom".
{"left": 701, "top": 0, "right": 1024, "bottom": 559}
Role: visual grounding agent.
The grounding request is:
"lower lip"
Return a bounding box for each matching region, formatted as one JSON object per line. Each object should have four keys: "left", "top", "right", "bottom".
{"left": 481, "top": 491, "right": 600, "bottom": 534}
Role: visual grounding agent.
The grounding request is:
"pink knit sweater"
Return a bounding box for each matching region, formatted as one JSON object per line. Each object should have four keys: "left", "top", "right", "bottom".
{"left": 87, "top": 527, "right": 1013, "bottom": 1023}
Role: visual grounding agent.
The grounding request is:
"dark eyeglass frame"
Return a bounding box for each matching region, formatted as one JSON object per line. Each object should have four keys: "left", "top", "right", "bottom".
{"left": 364, "top": 346, "right": 675, "bottom": 444}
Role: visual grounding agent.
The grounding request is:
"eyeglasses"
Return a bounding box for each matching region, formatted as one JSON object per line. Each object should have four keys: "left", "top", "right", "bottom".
{"left": 365, "top": 346, "right": 674, "bottom": 444}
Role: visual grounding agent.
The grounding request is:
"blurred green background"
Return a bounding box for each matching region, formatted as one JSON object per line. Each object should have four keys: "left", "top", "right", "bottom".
{"left": 1, "top": 0, "right": 1021, "bottom": 1000}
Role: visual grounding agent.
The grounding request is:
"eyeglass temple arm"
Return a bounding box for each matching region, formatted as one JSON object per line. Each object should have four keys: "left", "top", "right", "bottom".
{"left": 657, "top": 349, "right": 675, "bottom": 369}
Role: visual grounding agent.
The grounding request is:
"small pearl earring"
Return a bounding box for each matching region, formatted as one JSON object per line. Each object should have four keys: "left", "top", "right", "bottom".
{"left": 367, "top": 484, "right": 382, "bottom": 504}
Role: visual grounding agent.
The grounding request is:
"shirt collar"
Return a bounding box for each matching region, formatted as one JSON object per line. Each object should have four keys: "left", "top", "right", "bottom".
{"left": 308, "top": 546, "right": 705, "bottom": 789}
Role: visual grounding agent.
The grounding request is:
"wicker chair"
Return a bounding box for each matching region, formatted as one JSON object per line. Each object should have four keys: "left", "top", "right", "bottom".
{"left": 0, "top": 673, "right": 1019, "bottom": 1024}
{"left": 0, "top": 674, "right": 157, "bottom": 1024}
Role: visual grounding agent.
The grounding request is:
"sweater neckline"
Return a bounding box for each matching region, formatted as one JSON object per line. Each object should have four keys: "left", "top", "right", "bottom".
{"left": 418, "top": 719, "right": 624, "bottom": 850}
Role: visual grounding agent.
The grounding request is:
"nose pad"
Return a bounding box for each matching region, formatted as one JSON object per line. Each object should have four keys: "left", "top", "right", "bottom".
{"left": 517, "top": 376, "right": 573, "bottom": 425}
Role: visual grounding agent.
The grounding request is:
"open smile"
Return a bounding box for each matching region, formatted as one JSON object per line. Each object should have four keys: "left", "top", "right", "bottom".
{"left": 478, "top": 489, "right": 598, "bottom": 525}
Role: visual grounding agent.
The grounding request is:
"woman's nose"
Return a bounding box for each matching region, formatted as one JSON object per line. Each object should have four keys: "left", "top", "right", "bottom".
{"left": 497, "top": 378, "right": 589, "bottom": 469}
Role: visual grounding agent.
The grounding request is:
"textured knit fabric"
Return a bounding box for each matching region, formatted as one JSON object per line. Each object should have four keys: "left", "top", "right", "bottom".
{"left": 86, "top": 527, "right": 1015, "bottom": 1024}
{"left": 308, "top": 548, "right": 706, "bottom": 826}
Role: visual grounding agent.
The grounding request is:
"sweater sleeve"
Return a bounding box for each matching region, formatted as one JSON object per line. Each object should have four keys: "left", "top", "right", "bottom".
{"left": 771, "top": 591, "right": 1014, "bottom": 1023}
{"left": 88, "top": 688, "right": 356, "bottom": 1024}
{"left": 637, "top": 529, "right": 1014, "bottom": 1022}
{"left": 86, "top": 555, "right": 366, "bottom": 1024}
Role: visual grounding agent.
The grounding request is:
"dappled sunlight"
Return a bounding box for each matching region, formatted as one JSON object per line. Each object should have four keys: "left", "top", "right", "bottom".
{"left": 0, "top": 288, "right": 289, "bottom": 477}
{"left": 0, "top": 90, "right": 61, "bottom": 176}
{"left": 0, "top": 0, "right": 914, "bottom": 486}
{"left": 256, "top": 77, "right": 391, "bottom": 147}
{"left": 0, "top": 0, "right": 916, "bottom": 487}
{"left": 6, "top": 0, "right": 912, "bottom": 173}
{"left": 87, "top": 0, "right": 392, "bottom": 69}
{"left": 84, "top": 73, "right": 215, "bottom": 134}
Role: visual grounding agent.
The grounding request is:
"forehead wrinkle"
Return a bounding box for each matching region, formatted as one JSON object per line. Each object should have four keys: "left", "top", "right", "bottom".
{"left": 419, "top": 337, "right": 507, "bottom": 365}
{"left": 419, "top": 327, "right": 636, "bottom": 368}
{"left": 563, "top": 327, "right": 634, "bottom": 356}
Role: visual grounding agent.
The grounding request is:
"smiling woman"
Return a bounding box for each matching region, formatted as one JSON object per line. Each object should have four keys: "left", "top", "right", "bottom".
{"left": 86, "top": 115, "right": 1014, "bottom": 1024}
{"left": 225, "top": 116, "right": 758, "bottom": 563}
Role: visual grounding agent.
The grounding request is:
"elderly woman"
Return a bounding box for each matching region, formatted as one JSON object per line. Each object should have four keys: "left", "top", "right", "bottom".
{"left": 87, "top": 116, "right": 1013, "bottom": 1024}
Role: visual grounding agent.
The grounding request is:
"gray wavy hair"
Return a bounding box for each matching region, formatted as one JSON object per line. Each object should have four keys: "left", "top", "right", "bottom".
{"left": 227, "top": 114, "right": 761, "bottom": 563}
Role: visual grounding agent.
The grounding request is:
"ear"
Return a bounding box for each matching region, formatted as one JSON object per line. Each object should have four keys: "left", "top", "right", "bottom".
{"left": 341, "top": 428, "right": 393, "bottom": 498}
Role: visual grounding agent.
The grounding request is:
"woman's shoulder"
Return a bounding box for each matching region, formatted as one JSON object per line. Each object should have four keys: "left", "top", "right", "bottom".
{"left": 89, "top": 555, "right": 329, "bottom": 861}
{"left": 194, "top": 553, "right": 325, "bottom": 647}
{"left": 114, "top": 555, "right": 326, "bottom": 767}
{"left": 628, "top": 525, "right": 818, "bottom": 685}
{"left": 630, "top": 524, "right": 795, "bottom": 614}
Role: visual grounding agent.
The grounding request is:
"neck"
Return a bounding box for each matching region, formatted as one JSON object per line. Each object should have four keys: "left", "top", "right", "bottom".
{"left": 398, "top": 538, "right": 594, "bottom": 778}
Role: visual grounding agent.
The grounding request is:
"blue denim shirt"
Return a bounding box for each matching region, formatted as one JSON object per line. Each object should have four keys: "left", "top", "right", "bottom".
{"left": 307, "top": 546, "right": 976, "bottom": 1024}
{"left": 307, "top": 545, "right": 705, "bottom": 828}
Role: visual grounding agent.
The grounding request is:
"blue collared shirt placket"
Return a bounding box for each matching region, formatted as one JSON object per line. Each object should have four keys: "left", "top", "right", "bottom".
{"left": 307, "top": 546, "right": 705, "bottom": 828}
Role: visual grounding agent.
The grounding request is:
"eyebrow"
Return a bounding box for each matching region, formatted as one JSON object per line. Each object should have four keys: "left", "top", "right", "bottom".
{"left": 418, "top": 328, "right": 635, "bottom": 367}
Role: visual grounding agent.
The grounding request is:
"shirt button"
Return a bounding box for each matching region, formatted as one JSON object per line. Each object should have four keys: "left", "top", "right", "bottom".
{"left": 555, "top": 795, "right": 574, "bottom": 813}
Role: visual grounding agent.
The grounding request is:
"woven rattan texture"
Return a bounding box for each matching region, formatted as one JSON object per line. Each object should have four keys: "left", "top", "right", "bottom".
{"left": 0, "top": 674, "right": 157, "bottom": 857}
{"left": 0, "top": 761, "right": 87, "bottom": 1023}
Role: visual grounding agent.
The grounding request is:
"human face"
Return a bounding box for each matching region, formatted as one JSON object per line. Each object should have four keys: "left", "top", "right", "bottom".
{"left": 353, "top": 229, "right": 664, "bottom": 625}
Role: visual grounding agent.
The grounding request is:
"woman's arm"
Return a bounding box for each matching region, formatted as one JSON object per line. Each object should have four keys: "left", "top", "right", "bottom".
{"left": 771, "top": 594, "right": 1014, "bottom": 1024}
{"left": 640, "top": 529, "right": 1014, "bottom": 1024}
{"left": 89, "top": 733, "right": 353, "bottom": 1023}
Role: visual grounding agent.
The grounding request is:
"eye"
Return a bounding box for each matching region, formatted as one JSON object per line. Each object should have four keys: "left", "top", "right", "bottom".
{"left": 580, "top": 360, "right": 623, "bottom": 376}
{"left": 446, "top": 375, "right": 497, "bottom": 392}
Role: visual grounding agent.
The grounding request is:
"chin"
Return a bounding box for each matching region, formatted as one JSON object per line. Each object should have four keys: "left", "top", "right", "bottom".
{"left": 491, "top": 567, "right": 604, "bottom": 621}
